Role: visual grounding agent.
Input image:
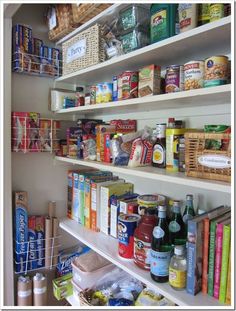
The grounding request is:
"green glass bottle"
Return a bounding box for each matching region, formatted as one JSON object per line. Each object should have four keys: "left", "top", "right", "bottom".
{"left": 182, "top": 194, "right": 195, "bottom": 237}
{"left": 150, "top": 206, "right": 172, "bottom": 283}
{"left": 169, "top": 200, "right": 185, "bottom": 246}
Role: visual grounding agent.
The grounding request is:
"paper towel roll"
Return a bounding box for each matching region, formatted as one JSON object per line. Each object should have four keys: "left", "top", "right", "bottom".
{"left": 17, "top": 275, "right": 32, "bottom": 306}
{"left": 48, "top": 201, "right": 56, "bottom": 218}
{"left": 33, "top": 273, "right": 47, "bottom": 306}
{"left": 52, "top": 217, "right": 59, "bottom": 266}
{"left": 45, "top": 217, "right": 52, "bottom": 268}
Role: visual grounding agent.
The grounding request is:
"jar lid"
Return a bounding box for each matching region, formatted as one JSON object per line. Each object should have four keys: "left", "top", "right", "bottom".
{"left": 186, "top": 194, "right": 193, "bottom": 200}
{"left": 174, "top": 245, "right": 184, "bottom": 255}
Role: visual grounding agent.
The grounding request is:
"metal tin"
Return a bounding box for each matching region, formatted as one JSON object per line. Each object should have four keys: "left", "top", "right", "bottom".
{"left": 112, "top": 76, "right": 118, "bottom": 101}
{"left": 90, "top": 86, "right": 96, "bottom": 105}
{"left": 165, "top": 65, "right": 184, "bottom": 93}
{"left": 102, "top": 82, "right": 113, "bottom": 103}
{"left": 137, "top": 194, "right": 166, "bottom": 215}
{"left": 95, "top": 83, "right": 103, "bottom": 104}
{"left": 118, "top": 214, "right": 140, "bottom": 259}
{"left": 184, "top": 60, "right": 204, "bottom": 90}
{"left": 204, "top": 55, "right": 228, "bottom": 88}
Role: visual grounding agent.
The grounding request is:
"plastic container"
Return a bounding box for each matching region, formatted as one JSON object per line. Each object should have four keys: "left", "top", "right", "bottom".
{"left": 120, "top": 29, "right": 149, "bottom": 54}
{"left": 71, "top": 261, "right": 114, "bottom": 290}
{"left": 150, "top": 4, "right": 178, "bottom": 43}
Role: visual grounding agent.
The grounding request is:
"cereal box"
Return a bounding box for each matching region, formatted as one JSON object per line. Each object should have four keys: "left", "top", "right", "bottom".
{"left": 138, "top": 65, "right": 161, "bottom": 97}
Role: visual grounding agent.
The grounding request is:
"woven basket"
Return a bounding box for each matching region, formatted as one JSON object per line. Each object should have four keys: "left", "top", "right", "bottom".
{"left": 79, "top": 289, "right": 93, "bottom": 306}
{"left": 72, "top": 3, "right": 112, "bottom": 24}
{"left": 48, "top": 4, "right": 80, "bottom": 41}
{"left": 185, "top": 132, "right": 231, "bottom": 183}
{"left": 62, "top": 24, "right": 106, "bottom": 76}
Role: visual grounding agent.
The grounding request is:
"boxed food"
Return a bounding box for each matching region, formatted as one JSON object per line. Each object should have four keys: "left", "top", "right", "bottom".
{"left": 96, "top": 124, "right": 116, "bottom": 162}
{"left": 39, "top": 119, "right": 60, "bottom": 152}
{"left": 35, "top": 216, "right": 45, "bottom": 268}
{"left": 67, "top": 127, "right": 82, "bottom": 158}
{"left": 110, "top": 119, "right": 137, "bottom": 134}
{"left": 138, "top": 65, "right": 161, "bottom": 97}
{"left": 122, "top": 71, "right": 139, "bottom": 100}
{"left": 53, "top": 273, "right": 73, "bottom": 300}
{"left": 28, "top": 216, "right": 37, "bottom": 270}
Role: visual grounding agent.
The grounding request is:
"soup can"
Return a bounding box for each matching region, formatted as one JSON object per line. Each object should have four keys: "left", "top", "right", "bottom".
{"left": 90, "top": 86, "right": 96, "bottom": 105}
{"left": 102, "top": 82, "right": 113, "bottom": 103}
{"left": 137, "top": 194, "right": 166, "bottom": 215}
{"left": 96, "top": 83, "right": 103, "bottom": 104}
{"left": 209, "top": 3, "right": 224, "bottom": 22}
{"left": 184, "top": 60, "right": 204, "bottom": 90}
{"left": 204, "top": 55, "right": 229, "bottom": 88}
{"left": 165, "top": 65, "right": 184, "bottom": 93}
{"left": 118, "top": 214, "right": 140, "bottom": 259}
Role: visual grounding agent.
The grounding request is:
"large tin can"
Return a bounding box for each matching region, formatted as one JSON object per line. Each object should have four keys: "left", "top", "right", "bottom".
{"left": 118, "top": 214, "right": 140, "bottom": 259}
{"left": 184, "top": 60, "right": 204, "bottom": 90}
{"left": 209, "top": 3, "right": 224, "bottom": 22}
{"left": 204, "top": 55, "right": 228, "bottom": 88}
{"left": 90, "top": 86, "right": 96, "bottom": 105}
{"left": 122, "top": 71, "right": 138, "bottom": 100}
{"left": 165, "top": 65, "right": 184, "bottom": 93}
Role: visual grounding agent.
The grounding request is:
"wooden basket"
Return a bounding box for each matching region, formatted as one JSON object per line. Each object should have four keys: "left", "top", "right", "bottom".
{"left": 185, "top": 132, "right": 231, "bottom": 183}
{"left": 72, "top": 3, "right": 112, "bottom": 24}
{"left": 62, "top": 24, "right": 106, "bottom": 76}
{"left": 48, "top": 4, "right": 80, "bottom": 41}
{"left": 78, "top": 289, "right": 93, "bottom": 306}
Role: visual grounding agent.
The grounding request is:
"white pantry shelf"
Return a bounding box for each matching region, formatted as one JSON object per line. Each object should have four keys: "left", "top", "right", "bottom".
{"left": 54, "top": 156, "right": 231, "bottom": 194}
{"left": 55, "top": 84, "right": 231, "bottom": 116}
{"left": 60, "top": 218, "right": 224, "bottom": 307}
{"left": 55, "top": 16, "right": 231, "bottom": 85}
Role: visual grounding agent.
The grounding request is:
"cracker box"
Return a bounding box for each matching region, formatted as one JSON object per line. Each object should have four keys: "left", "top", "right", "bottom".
{"left": 110, "top": 119, "right": 137, "bottom": 134}
{"left": 35, "top": 216, "right": 45, "bottom": 268}
{"left": 28, "top": 112, "right": 40, "bottom": 152}
{"left": 96, "top": 124, "right": 116, "bottom": 162}
{"left": 14, "top": 191, "right": 28, "bottom": 273}
{"left": 138, "top": 65, "right": 161, "bottom": 97}
{"left": 28, "top": 216, "right": 37, "bottom": 270}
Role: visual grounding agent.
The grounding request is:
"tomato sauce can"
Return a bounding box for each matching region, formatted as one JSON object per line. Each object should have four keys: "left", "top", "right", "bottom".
{"left": 122, "top": 71, "right": 138, "bottom": 100}
{"left": 118, "top": 214, "right": 140, "bottom": 259}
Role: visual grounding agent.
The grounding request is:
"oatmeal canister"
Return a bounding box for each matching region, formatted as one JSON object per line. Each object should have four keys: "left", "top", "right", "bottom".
{"left": 184, "top": 60, "right": 204, "bottom": 90}
{"left": 118, "top": 214, "right": 140, "bottom": 259}
{"left": 165, "top": 65, "right": 184, "bottom": 93}
{"left": 122, "top": 71, "right": 138, "bottom": 100}
{"left": 204, "top": 55, "right": 228, "bottom": 88}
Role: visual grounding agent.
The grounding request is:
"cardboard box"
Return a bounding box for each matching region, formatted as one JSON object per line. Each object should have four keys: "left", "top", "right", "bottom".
{"left": 96, "top": 124, "right": 116, "bottom": 162}
{"left": 28, "top": 216, "right": 37, "bottom": 270}
{"left": 138, "top": 65, "right": 161, "bottom": 97}
{"left": 53, "top": 273, "right": 73, "bottom": 300}
{"left": 35, "top": 216, "right": 45, "bottom": 268}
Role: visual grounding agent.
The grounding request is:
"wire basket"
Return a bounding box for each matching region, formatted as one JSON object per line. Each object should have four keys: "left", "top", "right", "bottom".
{"left": 62, "top": 23, "right": 106, "bottom": 76}
{"left": 185, "top": 132, "right": 231, "bottom": 183}
{"left": 71, "top": 3, "right": 112, "bottom": 24}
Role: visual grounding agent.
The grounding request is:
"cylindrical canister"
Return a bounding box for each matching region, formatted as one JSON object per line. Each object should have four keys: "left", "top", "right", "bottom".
{"left": 204, "top": 55, "right": 229, "bottom": 88}
{"left": 209, "top": 3, "right": 224, "bottom": 22}
{"left": 45, "top": 217, "right": 53, "bottom": 268}
{"left": 184, "top": 60, "right": 204, "bottom": 90}
{"left": 48, "top": 201, "right": 56, "bottom": 218}
{"left": 118, "top": 214, "right": 140, "bottom": 259}
{"left": 90, "top": 85, "right": 96, "bottom": 105}
{"left": 17, "top": 275, "right": 32, "bottom": 306}
{"left": 112, "top": 76, "right": 118, "bottom": 101}
{"left": 179, "top": 4, "right": 198, "bottom": 33}
{"left": 165, "top": 65, "right": 184, "bottom": 93}
{"left": 137, "top": 194, "right": 166, "bottom": 215}
{"left": 33, "top": 273, "right": 47, "bottom": 306}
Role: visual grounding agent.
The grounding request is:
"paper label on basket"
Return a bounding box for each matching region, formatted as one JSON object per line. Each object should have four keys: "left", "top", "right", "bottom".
{"left": 66, "top": 39, "right": 87, "bottom": 63}
{"left": 49, "top": 7, "right": 57, "bottom": 30}
{"left": 198, "top": 155, "right": 231, "bottom": 169}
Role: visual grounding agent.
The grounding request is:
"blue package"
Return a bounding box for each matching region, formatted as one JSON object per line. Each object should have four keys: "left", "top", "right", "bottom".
{"left": 63, "top": 97, "right": 76, "bottom": 108}
{"left": 27, "top": 216, "right": 37, "bottom": 270}
{"left": 112, "top": 76, "right": 118, "bottom": 101}
{"left": 108, "top": 298, "right": 133, "bottom": 306}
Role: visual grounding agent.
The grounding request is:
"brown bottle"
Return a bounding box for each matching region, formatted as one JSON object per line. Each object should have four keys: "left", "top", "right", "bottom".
{"left": 152, "top": 123, "right": 166, "bottom": 168}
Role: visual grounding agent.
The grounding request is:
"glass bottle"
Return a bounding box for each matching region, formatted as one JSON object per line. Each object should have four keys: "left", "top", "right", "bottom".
{"left": 182, "top": 194, "right": 195, "bottom": 237}
{"left": 168, "top": 117, "right": 175, "bottom": 128}
{"left": 169, "top": 245, "right": 187, "bottom": 290}
{"left": 150, "top": 206, "right": 172, "bottom": 283}
{"left": 169, "top": 200, "right": 185, "bottom": 246}
{"left": 152, "top": 123, "right": 166, "bottom": 168}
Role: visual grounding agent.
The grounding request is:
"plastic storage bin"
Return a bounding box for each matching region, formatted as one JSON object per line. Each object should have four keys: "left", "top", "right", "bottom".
{"left": 119, "top": 29, "right": 149, "bottom": 54}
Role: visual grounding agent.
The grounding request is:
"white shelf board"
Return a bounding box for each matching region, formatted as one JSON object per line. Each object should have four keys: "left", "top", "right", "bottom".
{"left": 55, "top": 84, "right": 231, "bottom": 116}
{"left": 66, "top": 294, "right": 80, "bottom": 306}
{"left": 54, "top": 156, "right": 231, "bottom": 194}
{"left": 60, "top": 218, "right": 224, "bottom": 307}
{"left": 55, "top": 17, "right": 231, "bottom": 85}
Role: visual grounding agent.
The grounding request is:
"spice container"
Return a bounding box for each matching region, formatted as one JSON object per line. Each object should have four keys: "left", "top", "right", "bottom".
{"left": 209, "top": 3, "right": 224, "bottom": 22}
{"left": 76, "top": 87, "right": 85, "bottom": 107}
{"left": 90, "top": 86, "right": 96, "bottom": 105}
{"left": 184, "top": 60, "right": 204, "bottom": 90}
{"left": 204, "top": 55, "right": 228, "bottom": 88}
{"left": 165, "top": 65, "right": 184, "bottom": 93}
{"left": 178, "top": 4, "right": 198, "bottom": 33}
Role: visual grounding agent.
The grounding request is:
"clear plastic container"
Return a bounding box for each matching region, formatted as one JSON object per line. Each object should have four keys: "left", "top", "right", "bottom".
{"left": 119, "top": 29, "right": 149, "bottom": 54}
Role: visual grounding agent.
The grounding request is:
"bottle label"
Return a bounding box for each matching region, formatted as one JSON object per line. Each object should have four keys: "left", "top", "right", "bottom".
{"left": 134, "top": 237, "right": 151, "bottom": 269}
{"left": 150, "top": 250, "right": 171, "bottom": 277}
{"left": 153, "top": 144, "right": 165, "bottom": 164}
{"left": 183, "top": 214, "right": 194, "bottom": 224}
{"left": 169, "top": 221, "right": 181, "bottom": 233}
{"left": 169, "top": 267, "right": 186, "bottom": 288}
{"left": 151, "top": 9, "right": 167, "bottom": 40}
{"left": 153, "top": 226, "right": 165, "bottom": 239}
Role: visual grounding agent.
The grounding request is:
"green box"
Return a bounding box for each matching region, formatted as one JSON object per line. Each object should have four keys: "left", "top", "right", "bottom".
{"left": 53, "top": 273, "right": 73, "bottom": 300}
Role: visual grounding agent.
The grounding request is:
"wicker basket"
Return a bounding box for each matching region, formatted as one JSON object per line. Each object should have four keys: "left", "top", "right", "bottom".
{"left": 48, "top": 4, "right": 80, "bottom": 41}
{"left": 79, "top": 289, "right": 93, "bottom": 306}
{"left": 185, "top": 132, "right": 231, "bottom": 183}
{"left": 72, "top": 3, "right": 112, "bottom": 24}
{"left": 62, "top": 24, "right": 106, "bottom": 76}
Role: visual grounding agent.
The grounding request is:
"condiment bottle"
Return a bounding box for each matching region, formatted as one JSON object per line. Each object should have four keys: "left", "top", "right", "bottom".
{"left": 168, "top": 200, "right": 185, "bottom": 246}
{"left": 169, "top": 245, "right": 187, "bottom": 290}
{"left": 182, "top": 194, "right": 195, "bottom": 237}
{"left": 152, "top": 123, "right": 166, "bottom": 168}
{"left": 150, "top": 206, "right": 172, "bottom": 283}
{"left": 134, "top": 207, "right": 157, "bottom": 270}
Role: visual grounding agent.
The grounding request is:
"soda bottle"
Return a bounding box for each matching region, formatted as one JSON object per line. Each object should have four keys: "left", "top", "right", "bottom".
{"left": 169, "top": 200, "right": 185, "bottom": 246}
{"left": 169, "top": 245, "right": 187, "bottom": 290}
{"left": 182, "top": 194, "right": 195, "bottom": 237}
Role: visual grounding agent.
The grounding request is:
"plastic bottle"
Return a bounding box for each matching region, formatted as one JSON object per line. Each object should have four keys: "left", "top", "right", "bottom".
{"left": 152, "top": 123, "right": 166, "bottom": 168}
{"left": 168, "top": 200, "right": 185, "bottom": 246}
{"left": 134, "top": 207, "right": 157, "bottom": 270}
{"left": 182, "top": 194, "right": 195, "bottom": 237}
{"left": 169, "top": 245, "right": 187, "bottom": 290}
{"left": 150, "top": 206, "right": 172, "bottom": 283}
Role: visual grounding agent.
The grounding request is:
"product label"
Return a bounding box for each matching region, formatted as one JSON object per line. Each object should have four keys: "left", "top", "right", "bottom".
{"left": 169, "top": 221, "right": 181, "bottom": 233}
{"left": 134, "top": 237, "right": 152, "bottom": 269}
{"left": 210, "top": 4, "right": 224, "bottom": 21}
{"left": 198, "top": 155, "right": 231, "bottom": 169}
{"left": 169, "top": 267, "right": 186, "bottom": 288}
{"left": 66, "top": 39, "right": 86, "bottom": 63}
{"left": 153, "top": 226, "right": 165, "bottom": 239}
{"left": 151, "top": 10, "right": 167, "bottom": 41}
{"left": 184, "top": 62, "right": 204, "bottom": 90}
{"left": 153, "top": 144, "right": 165, "bottom": 164}
{"left": 150, "top": 249, "right": 171, "bottom": 276}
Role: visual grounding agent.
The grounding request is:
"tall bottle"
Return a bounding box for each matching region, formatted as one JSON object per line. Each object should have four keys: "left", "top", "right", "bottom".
{"left": 152, "top": 123, "right": 166, "bottom": 168}
{"left": 169, "top": 200, "right": 185, "bottom": 246}
{"left": 182, "top": 194, "right": 195, "bottom": 237}
{"left": 150, "top": 206, "right": 172, "bottom": 283}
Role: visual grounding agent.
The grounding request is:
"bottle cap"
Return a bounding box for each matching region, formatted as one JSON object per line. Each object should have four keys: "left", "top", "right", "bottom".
{"left": 174, "top": 245, "right": 184, "bottom": 256}
{"left": 158, "top": 205, "right": 166, "bottom": 212}
{"left": 173, "top": 200, "right": 181, "bottom": 208}
{"left": 186, "top": 194, "right": 193, "bottom": 201}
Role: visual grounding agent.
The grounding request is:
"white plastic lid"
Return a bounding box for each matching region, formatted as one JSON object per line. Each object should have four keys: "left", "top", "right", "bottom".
{"left": 174, "top": 246, "right": 184, "bottom": 255}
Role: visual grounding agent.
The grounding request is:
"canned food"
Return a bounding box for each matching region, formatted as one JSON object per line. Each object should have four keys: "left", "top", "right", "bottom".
{"left": 165, "top": 65, "right": 184, "bottom": 93}
{"left": 184, "top": 61, "right": 204, "bottom": 90}
{"left": 179, "top": 4, "right": 198, "bottom": 33}
{"left": 112, "top": 76, "right": 118, "bottom": 101}
{"left": 95, "top": 83, "right": 103, "bottom": 104}
{"left": 118, "top": 74, "right": 123, "bottom": 100}
{"left": 137, "top": 194, "right": 166, "bottom": 215}
{"left": 122, "top": 71, "right": 138, "bottom": 100}
{"left": 204, "top": 55, "right": 228, "bottom": 88}
{"left": 118, "top": 214, "right": 140, "bottom": 259}
{"left": 102, "top": 82, "right": 113, "bottom": 103}
{"left": 209, "top": 3, "right": 224, "bottom": 22}
{"left": 90, "top": 86, "right": 96, "bottom": 105}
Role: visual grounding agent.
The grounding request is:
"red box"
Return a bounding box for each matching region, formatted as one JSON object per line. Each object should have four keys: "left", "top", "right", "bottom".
{"left": 110, "top": 119, "right": 137, "bottom": 134}
{"left": 104, "top": 133, "right": 111, "bottom": 163}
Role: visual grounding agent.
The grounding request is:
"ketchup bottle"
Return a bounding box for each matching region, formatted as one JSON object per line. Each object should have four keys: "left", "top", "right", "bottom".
{"left": 133, "top": 208, "right": 157, "bottom": 270}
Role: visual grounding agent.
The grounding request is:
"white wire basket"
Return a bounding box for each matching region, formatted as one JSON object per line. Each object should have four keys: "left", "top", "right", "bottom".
{"left": 11, "top": 114, "right": 61, "bottom": 153}
{"left": 12, "top": 51, "right": 62, "bottom": 78}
